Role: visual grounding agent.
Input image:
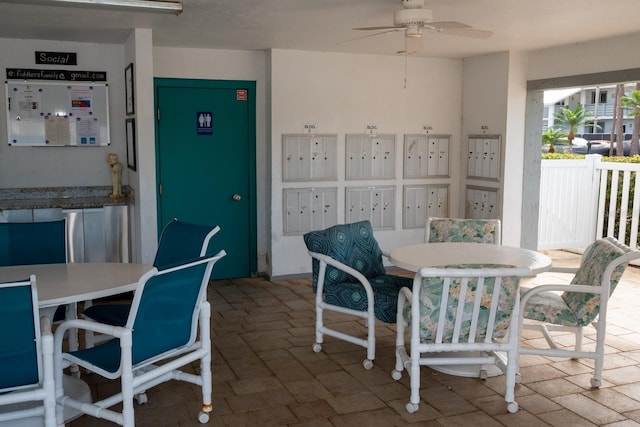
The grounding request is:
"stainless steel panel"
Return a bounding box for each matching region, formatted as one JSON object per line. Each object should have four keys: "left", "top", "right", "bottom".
{"left": 33, "top": 208, "right": 64, "bottom": 222}
{"left": 83, "top": 208, "right": 106, "bottom": 262}
{"left": 0, "top": 209, "right": 32, "bottom": 223}
{"left": 63, "top": 209, "right": 84, "bottom": 263}
{"left": 104, "top": 205, "right": 129, "bottom": 262}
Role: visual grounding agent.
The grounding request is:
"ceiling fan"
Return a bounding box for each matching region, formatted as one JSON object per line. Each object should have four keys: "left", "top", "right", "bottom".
{"left": 353, "top": 0, "right": 492, "bottom": 53}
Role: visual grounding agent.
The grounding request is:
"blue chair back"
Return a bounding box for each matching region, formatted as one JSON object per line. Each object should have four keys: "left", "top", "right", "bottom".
{"left": 0, "top": 276, "right": 41, "bottom": 391}
{"left": 153, "top": 219, "right": 219, "bottom": 270}
{"left": 0, "top": 220, "right": 66, "bottom": 266}
{"left": 129, "top": 252, "right": 224, "bottom": 365}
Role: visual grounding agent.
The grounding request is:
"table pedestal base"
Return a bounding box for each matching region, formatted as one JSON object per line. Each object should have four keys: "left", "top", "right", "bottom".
{"left": 0, "top": 375, "right": 91, "bottom": 426}
{"left": 427, "top": 351, "right": 504, "bottom": 378}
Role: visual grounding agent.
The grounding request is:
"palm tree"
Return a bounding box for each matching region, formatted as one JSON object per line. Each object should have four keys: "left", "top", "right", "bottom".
{"left": 542, "top": 128, "right": 568, "bottom": 153}
{"left": 620, "top": 90, "right": 640, "bottom": 116}
{"left": 553, "top": 104, "right": 597, "bottom": 150}
{"left": 621, "top": 88, "right": 640, "bottom": 155}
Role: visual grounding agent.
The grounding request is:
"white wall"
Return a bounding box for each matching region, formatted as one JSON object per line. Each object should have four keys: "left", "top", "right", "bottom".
{"left": 527, "top": 32, "right": 640, "bottom": 80}
{"left": 126, "top": 29, "right": 158, "bottom": 264}
{"left": 0, "top": 38, "right": 126, "bottom": 188}
{"left": 270, "top": 49, "right": 464, "bottom": 277}
{"left": 502, "top": 51, "right": 529, "bottom": 246}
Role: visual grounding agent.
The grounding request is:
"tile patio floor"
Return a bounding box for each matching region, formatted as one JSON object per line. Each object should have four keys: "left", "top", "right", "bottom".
{"left": 70, "top": 250, "right": 640, "bottom": 426}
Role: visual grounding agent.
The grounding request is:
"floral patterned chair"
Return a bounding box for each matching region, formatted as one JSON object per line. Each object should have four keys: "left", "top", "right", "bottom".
{"left": 392, "top": 265, "right": 531, "bottom": 414}
{"left": 518, "top": 237, "right": 640, "bottom": 387}
{"left": 303, "top": 220, "right": 411, "bottom": 369}
{"left": 425, "top": 217, "right": 501, "bottom": 244}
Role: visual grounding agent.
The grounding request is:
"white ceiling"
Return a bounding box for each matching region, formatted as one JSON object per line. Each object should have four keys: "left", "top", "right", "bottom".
{"left": 1, "top": 0, "right": 640, "bottom": 59}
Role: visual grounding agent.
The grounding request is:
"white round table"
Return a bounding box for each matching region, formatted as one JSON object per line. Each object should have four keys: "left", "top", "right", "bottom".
{"left": 389, "top": 242, "right": 552, "bottom": 274}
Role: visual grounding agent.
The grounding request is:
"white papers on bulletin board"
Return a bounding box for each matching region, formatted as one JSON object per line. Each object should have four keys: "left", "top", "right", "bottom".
{"left": 44, "top": 115, "right": 70, "bottom": 146}
{"left": 76, "top": 117, "right": 101, "bottom": 145}
{"left": 5, "top": 81, "right": 110, "bottom": 146}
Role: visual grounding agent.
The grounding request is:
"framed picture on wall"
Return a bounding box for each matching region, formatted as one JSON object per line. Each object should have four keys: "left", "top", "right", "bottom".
{"left": 126, "top": 118, "right": 136, "bottom": 171}
{"left": 125, "top": 63, "right": 134, "bottom": 115}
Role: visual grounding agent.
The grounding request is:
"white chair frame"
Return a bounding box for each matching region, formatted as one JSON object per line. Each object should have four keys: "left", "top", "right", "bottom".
{"left": 308, "top": 249, "right": 397, "bottom": 370}
{"left": 54, "top": 252, "right": 225, "bottom": 426}
{"left": 393, "top": 266, "right": 531, "bottom": 414}
{"left": 518, "top": 245, "right": 640, "bottom": 387}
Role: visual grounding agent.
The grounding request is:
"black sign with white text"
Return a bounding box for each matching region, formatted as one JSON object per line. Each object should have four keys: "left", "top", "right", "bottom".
{"left": 35, "top": 51, "right": 78, "bottom": 65}
{"left": 6, "top": 68, "right": 107, "bottom": 82}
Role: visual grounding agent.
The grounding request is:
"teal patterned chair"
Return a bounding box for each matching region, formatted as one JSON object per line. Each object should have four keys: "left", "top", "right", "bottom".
{"left": 393, "top": 265, "right": 531, "bottom": 414}
{"left": 303, "top": 221, "right": 411, "bottom": 369}
{"left": 518, "top": 237, "right": 640, "bottom": 387}
{"left": 425, "top": 217, "right": 501, "bottom": 244}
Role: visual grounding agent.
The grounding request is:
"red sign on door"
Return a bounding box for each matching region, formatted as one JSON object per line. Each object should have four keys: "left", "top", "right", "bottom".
{"left": 236, "top": 89, "right": 247, "bottom": 101}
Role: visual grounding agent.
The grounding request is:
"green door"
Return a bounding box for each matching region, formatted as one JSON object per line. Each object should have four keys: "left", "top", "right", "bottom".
{"left": 155, "top": 78, "right": 256, "bottom": 279}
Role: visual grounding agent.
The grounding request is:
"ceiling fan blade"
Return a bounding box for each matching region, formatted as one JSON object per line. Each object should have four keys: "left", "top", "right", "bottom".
{"left": 353, "top": 25, "right": 400, "bottom": 31}
{"left": 429, "top": 21, "right": 472, "bottom": 30}
{"left": 439, "top": 27, "right": 493, "bottom": 39}
{"left": 339, "top": 28, "right": 404, "bottom": 45}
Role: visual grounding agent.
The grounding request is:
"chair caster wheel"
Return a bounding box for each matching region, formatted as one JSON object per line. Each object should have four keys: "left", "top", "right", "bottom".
{"left": 312, "top": 343, "right": 322, "bottom": 353}
{"left": 406, "top": 403, "right": 419, "bottom": 413}
{"left": 507, "top": 401, "right": 519, "bottom": 413}
{"left": 391, "top": 370, "right": 402, "bottom": 380}
{"left": 479, "top": 369, "right": 488, "bottom": 380}
{"left": 590, "top": 378, "right": 601, "bottom": 388}
{"left": 198, "top": 411, "right": 209, "bottom": 423}
{"left": 362, "top": 359, "right": 373, "bottom": 370}
{"left": 135, "top": 393, "right": 148, "bottom": 405}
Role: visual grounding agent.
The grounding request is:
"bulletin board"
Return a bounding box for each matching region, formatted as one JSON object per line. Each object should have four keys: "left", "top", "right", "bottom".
{"left": 5, "top": 81, "right": 110, "bottom": 146}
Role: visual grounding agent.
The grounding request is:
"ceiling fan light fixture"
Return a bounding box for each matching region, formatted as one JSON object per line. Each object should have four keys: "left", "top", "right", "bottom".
{"left": 394, "top": 8, "right": 432, "bottom": 27}
{"left": 405, "top": 27, "right": 422, "bottom": 38}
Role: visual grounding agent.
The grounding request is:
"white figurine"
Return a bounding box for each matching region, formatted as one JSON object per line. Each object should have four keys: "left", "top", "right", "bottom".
{"left": 107, "top": 152, "right": 124, "bottom": 199}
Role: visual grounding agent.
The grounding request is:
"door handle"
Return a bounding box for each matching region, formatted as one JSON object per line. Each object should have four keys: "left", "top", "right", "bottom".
{"left": 232, "top": 193, "right": 242, "bottom": 201}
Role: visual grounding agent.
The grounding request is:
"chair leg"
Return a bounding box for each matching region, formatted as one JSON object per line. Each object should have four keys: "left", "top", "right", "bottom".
{"left": 364, "top": 306, "right": 375, "bottom": 369}
{"left": 504, "top": 348, "right": 519, "bottom": 413}
{"left": 313, "top": 292, "right": 324, "bottom": 353}
{"left": 407, "top": 345, "right": 421, "bottom": 413}
{"left": 198, "top": 302, "right": 213, "bottom": 423}
{"left": 575, "top": 326, "right": 584, "bottom": 351}
{"left": 393, "top": 289, "right": 409, "bottom": 380}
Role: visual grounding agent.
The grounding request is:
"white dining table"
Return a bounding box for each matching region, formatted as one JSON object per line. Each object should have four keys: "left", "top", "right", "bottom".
{"left": 388, "top": 242, "right": 552, "bottom": 378}
{"left": 0, "top": 262, "right": 152, "bottom": 313}
{"left": 389, "top": 242, "right": 552, "bottom": 274}
{"left": 0, "top": 262, "right": 151, "bottom": 427}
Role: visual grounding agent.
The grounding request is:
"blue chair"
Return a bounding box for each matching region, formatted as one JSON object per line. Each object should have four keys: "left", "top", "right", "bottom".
{"left": 0, "top": 276, "right": 56, "bottom": 427}
{"left": 0, "top": 220, "right": 67, "bottom": 267}
{"left": 82, "top": 219, "right": 219, "bottom": 329}
{"left": 0, "top": 219, "right": 69, "bottom": 324}
{"left": 303, "top": 220, "right": 411, "bottom": 369}
{"left": 54, "top": 251, "right": 226, "bottom": 426}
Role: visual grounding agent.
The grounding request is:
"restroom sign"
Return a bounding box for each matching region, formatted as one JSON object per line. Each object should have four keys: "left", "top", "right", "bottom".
{"left": 196, "top": 112, "right": 213, "bottom": 135}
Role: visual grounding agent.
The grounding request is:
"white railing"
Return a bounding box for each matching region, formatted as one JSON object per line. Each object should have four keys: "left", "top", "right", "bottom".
{"left": 596, "top": 161, "right": 640, "bottom": 249}
{"left": 538, "top": 155, "right": 640, "bottom": 251}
